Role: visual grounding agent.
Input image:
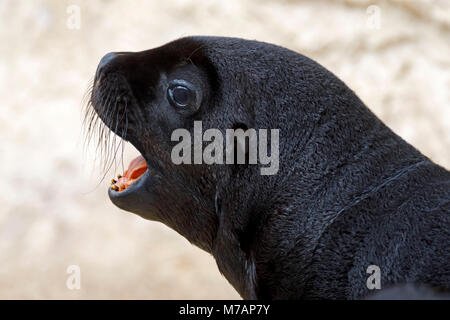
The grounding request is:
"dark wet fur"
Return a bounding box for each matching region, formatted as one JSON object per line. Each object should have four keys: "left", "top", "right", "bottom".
{"left": 86, "top": 36, "right": 450, "bottom": 299}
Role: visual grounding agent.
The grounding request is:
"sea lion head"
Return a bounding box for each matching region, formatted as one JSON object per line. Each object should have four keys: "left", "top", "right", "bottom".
{"left": 88, "top": 35, "right": 362, "bottom": 247}
{"left": 87, "top": 36, "right": 373, "bottom": 296}
{"left": 89, "top": 38, "right": 224, "bottom": 252}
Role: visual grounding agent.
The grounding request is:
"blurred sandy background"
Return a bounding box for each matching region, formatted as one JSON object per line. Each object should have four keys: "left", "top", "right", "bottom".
{"left": 0, "top": 0, "right": 449, "bottom": 299}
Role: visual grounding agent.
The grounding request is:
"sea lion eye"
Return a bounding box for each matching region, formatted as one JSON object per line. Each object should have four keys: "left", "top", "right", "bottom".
{"left": 168, "top": 84, "right": 194, "bottom": 108}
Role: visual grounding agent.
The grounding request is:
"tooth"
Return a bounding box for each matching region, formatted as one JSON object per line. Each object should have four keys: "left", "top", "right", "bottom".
{"left": 110, "top": 185, "right": 119, "bottom": 191}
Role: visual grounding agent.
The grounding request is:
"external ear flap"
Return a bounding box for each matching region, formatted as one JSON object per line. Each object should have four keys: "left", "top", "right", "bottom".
{"left": 213, "top": 191, "right": 258, "bottom": 300}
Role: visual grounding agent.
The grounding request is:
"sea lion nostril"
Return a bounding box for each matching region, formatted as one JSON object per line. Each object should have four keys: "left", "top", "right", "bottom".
{"left": 95, "top": 52, "right": 117, "bottom": 79}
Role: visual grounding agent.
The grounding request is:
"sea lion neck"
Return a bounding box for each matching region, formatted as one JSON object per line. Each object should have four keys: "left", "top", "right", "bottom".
{"left": 208, "top": 68, "right": 428, "bottom": 299}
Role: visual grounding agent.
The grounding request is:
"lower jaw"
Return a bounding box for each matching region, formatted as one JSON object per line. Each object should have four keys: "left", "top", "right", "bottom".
{"left": 107, "top": 168, "right": 159, "bottom": 218}
{"left": 106, "top": 152, "right": 159, "bottom": 215}
{"left": 108, "top": 167, "right": 149, "bottom": 199}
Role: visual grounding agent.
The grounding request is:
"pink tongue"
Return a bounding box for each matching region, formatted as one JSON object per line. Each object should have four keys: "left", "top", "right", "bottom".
{"left": 113, "top": 155, "right": 148, "bottom": 191}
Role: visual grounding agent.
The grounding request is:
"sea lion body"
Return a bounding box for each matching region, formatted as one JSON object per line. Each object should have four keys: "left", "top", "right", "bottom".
{"left": 89, "top": 36, "right": 450, "bottom": 299}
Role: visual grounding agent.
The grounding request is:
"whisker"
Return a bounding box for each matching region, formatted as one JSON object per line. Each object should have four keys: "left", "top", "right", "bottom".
{"left": 82, "top": 77, "right": 132, "bottom": 187}
{"left": 109, "top": 96, "right": 128, "bottom": 174}
{"left": 120, "top": 100, "right": 129, "bottom": 173}
{"left": 97, "top": 92, "right": 115, "bottom": 164}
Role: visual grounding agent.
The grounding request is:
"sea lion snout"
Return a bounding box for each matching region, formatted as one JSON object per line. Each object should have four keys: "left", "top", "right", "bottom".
{"left": 94, "top": 51, "right": 135, "bottom": 84}
{"left": 96, "top": 52, "right": 117, "bottom": 79}
{"left": 91, "top": 49, "right": 151, "bottom": 147}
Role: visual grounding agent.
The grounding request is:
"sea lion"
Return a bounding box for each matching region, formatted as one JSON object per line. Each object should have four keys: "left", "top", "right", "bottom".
{"left": 87, "top": 36, "right": 450, "bottom": 299}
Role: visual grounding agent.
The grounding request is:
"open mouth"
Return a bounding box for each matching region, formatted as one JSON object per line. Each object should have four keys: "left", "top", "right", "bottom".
{"left": 106, "top": 150, "right": 160, "bottom": 217}
{"left": 110, "top": 155, "right": 148, "bottom": 192}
